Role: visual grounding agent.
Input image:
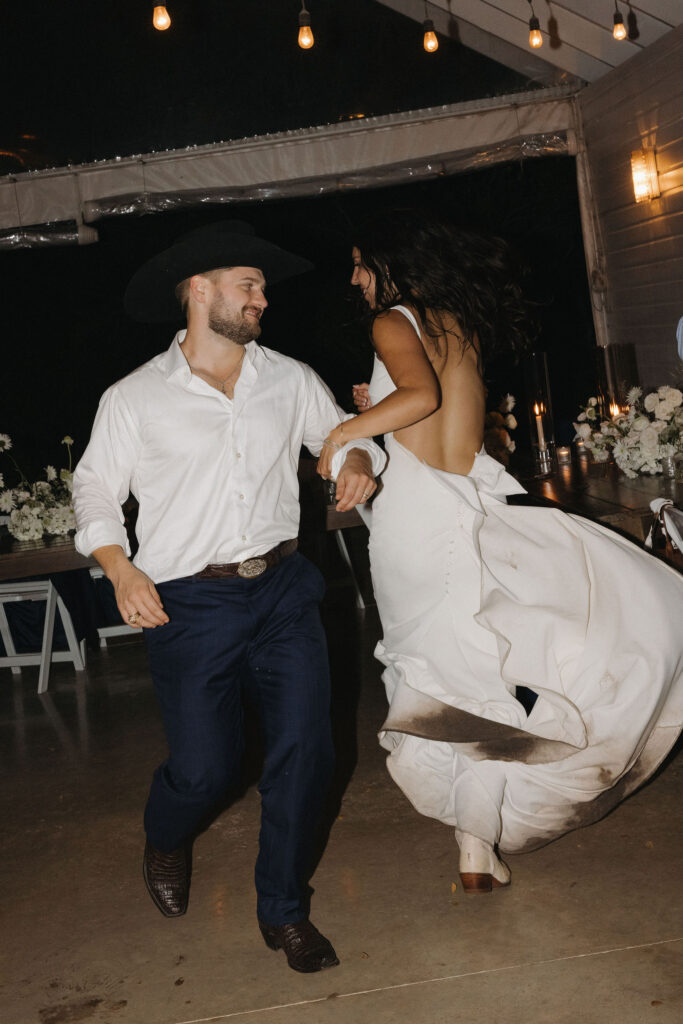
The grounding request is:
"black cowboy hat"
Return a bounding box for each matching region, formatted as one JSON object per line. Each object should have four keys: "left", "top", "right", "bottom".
{"left": 124, "top": 220, "right": 314, "bottom": 322}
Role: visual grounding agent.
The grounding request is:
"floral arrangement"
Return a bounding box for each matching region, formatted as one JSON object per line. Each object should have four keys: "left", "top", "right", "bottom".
{"left": 484, "top": 393, "right": 517, "bottom": 467}
{"left": 573, "top": 385, "right": 683, "bottom": 478}
{"left": 0, "top": 434, "right": 76, "bottom": 541}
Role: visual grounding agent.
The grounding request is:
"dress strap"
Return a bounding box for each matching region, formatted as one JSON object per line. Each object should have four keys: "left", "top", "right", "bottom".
{"left": 390, "top": 304, "right": 421, "bottom": 339}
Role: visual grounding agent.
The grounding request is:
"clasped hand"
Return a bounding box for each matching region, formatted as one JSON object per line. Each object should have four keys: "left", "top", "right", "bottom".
{"left": 317, "top": 443, "right": 376, "bottom": 511}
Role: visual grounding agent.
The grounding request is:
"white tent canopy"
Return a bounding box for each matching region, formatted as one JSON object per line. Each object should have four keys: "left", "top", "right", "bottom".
{"left": 0, "top": 86, "right": 576, "bottom": 248}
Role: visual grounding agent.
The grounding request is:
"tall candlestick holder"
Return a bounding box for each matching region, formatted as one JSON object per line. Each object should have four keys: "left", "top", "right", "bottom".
{"left": 524, "top": 351, "right": 555, "bottom": 475}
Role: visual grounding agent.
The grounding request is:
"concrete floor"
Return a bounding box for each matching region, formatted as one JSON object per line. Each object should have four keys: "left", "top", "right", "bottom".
{"left": 1, "top": 545, "right": 682, "bottom": 1024}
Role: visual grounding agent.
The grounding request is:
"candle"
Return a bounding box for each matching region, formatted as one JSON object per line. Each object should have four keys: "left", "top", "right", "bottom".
{"left": 534, "top": 403, "right": 546, "bottom": 450}
{"left": 557, "top": 446, "right": 571, "bottom": 464}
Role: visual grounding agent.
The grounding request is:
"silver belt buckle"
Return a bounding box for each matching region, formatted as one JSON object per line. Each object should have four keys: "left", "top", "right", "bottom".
{"left": 237, "top": 557, "right": 268, "bottom": 579}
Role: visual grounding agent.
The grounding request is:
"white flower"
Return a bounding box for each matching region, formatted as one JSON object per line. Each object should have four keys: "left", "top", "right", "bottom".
{"left": 60, "top": 469, "right": 74, "bottom": 492}
{"left": 8, "top": 506, "right": 43, "bottom": 541}
{"left": 632, "top": 416, "right": 649, "bottom": 431}
{"left": 500, "top": 394, "right": 516, "bottom": 412}
{"left": 45, "top": 465, "right": 57, "bottom": 482}
{"left": 592, "top": 448, "right": 610, "bottom": 462}
{"left": 644, "top": 393, "right": 658, "bottom": 412}
{"left": 61, "top": 436, "right": 74, "bottom": 446}
{"left": 41, "top": 504, "right": 75, "bottom": 535}
{"left": 0, "top": 433, "right": 12, "bottom": 451}
{"left": 657, "top": 386, "right": 683, "bottom": 407}
{"left": 585, "top": 407, "right": 597, "bottom": 421}
{"left": 504, "top": 414, "right": 517, "bottom": 430}
{"left": 0, "top": 490, "right": 16, "bottom": 512}
{"left": 507, "top": 440, "right": 516, "bottom": 453}
{"left": 588, "top": 397, "right": 598, "bottom": 407}
{"left": 574, "top": 422, "right": 592, "bottom": 440}
{"left": 577, "top": 412, "right": 587, "bottom": 422}
{"left": 626, "top": 386, "right": 642, "bottom": 406}
{"left": 640, "top": 426, "right": 660, "bottom": 451}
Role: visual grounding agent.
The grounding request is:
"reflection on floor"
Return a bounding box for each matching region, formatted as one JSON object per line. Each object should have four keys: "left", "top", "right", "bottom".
{"left": 1, "top": 535, "right": 681, "bottom": 1024}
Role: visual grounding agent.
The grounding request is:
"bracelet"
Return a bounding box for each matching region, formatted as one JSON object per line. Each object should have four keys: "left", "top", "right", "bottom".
{"left": 322, "top": 438, "right": 342, "bottom": 451}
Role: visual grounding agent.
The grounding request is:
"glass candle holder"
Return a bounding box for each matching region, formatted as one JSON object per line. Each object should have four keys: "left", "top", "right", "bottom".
{"left": 524, "top": 351, "right": 555, "bottom": 475}
{"left": 556, "top": 445, "right": 571, "bottom": 464}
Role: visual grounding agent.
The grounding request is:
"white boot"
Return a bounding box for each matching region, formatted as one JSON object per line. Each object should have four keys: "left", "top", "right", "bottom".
{"left": 455, "top": 829, "right": 511, "bottom": 894}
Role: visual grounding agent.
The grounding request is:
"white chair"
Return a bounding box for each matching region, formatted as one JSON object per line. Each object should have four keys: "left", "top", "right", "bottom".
{"left": 88, "top": 566, "right": 137, "bottom": 646}
{"left": 0, "top": 580, "right": 86, "bottom": 694}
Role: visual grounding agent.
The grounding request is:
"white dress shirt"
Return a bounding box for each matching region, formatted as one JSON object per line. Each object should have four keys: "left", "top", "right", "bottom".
{"left": 73, "top": 333, "right": 385, "bottom": 583}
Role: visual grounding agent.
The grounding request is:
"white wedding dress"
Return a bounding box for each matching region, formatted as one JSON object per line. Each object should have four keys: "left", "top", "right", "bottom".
{"left": 363, "top": 306, "right": 683, "bottom": 853}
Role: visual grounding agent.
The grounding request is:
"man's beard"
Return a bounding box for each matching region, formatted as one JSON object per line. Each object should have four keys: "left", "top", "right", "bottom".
{"left": 208, "top": 300, "right": 261, "bottom": 346}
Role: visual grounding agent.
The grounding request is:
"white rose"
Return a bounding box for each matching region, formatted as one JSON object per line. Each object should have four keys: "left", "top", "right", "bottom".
{"left": 504, "top": 414, "right": 517, "bottom": 430}
{"left": 575, "top": 423, "right": 592, "bottom": 440}
{"left": 588, "top": 397, "right": 598, "bottom": 407}
{"left": 644, "top": 393, "right": 658, "bottom": 412}
{"left": 640, "top": 426, "right": 659, "bottom": 450}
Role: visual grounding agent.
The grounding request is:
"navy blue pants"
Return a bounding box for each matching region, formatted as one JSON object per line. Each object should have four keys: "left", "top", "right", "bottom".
{"left": 142, "top": 552, "right": 334, "bottom": 925}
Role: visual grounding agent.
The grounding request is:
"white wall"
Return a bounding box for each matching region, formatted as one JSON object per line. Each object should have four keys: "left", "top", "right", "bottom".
{"left": 579, "top": 25, "right": 683, "bottom": 390}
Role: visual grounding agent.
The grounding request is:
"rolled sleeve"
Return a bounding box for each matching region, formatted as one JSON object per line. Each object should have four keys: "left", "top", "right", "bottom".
{"left": 330, "top": 435, "right": 386, "bottom": 479}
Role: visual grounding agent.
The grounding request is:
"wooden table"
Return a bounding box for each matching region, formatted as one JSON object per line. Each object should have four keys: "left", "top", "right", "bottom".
{"left": 516, "top": 453, "right": 682, "bottom": 543}
{"left": 0, "top": 533, "right": 96, "bottom": 583}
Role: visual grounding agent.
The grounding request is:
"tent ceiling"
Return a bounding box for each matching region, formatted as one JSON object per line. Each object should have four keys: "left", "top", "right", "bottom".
{"left": 0, "top": 87, "right": 576, "bottom": 247}
{"left": 377, "top": 1, "right": 682, "bottom": 84}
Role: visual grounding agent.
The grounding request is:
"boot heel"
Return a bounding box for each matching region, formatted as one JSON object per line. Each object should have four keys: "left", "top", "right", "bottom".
{"left": 460, "top": 872, "right": 493, "bottom": 894}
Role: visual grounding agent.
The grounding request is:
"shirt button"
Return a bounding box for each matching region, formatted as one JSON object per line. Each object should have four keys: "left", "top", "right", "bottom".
{"left": 242, "top": 535, "right": 247, "bottom": 541}
{"left": 239, "top": 494, "right": 245, "bottom": 500}
{"left": 236, "top": 452, "right": 242, "bottom": 458}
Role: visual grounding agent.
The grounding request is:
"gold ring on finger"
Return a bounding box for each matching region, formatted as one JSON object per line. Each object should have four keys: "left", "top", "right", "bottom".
{"left": 128, "top": 612, "right": 140, "bottom": 625}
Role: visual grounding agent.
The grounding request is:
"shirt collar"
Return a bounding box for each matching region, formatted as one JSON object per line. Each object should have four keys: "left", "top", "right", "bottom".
{"left": 161, "top": 331, "right": 260, "bottom": 385}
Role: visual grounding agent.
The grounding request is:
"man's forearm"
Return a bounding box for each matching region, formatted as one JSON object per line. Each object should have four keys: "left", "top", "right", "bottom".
{"left": 92, "top": 544, "right": 133, "bottom": 585}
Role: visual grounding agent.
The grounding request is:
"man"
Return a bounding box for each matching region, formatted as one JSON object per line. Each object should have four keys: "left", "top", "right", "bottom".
{"left": 73, "top": 221, "right": 385, "bottom": 973}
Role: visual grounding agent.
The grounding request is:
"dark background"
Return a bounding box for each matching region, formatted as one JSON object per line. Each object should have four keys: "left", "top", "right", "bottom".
{"left": 1, "top": 1, "right": 595, "bottom": 479}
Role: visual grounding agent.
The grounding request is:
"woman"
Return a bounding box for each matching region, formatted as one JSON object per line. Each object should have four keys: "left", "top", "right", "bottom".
{"left": 317, "top": 212, "right": 683, "bottom": 894}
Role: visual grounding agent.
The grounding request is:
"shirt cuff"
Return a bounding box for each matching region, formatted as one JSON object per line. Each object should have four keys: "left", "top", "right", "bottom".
{"left": 330, "top": 439, "right": 387, "bottom": 480}
{"left": 74, "top": 520, "right": 131, "bottom": 559}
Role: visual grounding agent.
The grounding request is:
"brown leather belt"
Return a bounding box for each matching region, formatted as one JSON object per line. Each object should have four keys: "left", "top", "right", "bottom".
{"left": 196, "top": 539, "right": 298, "bottom": 579}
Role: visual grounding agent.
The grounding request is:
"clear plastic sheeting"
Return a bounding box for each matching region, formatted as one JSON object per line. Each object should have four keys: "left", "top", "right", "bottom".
{"left": 84, "top": 132, "right": 569, "bottom": 220}
{"left": 0, "top": 87, "right": 578, "bottom": 244}
{"left": 0, "top": 221, "right": 98, "bottom": 250}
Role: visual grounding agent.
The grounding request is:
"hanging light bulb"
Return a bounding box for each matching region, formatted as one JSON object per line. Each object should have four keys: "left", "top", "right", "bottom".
{"left": 153, "top": 5, "right": 171, "bottom": 31}
{"left": 423, "top": 18, "right": 438, "bottom": 53}
{"left": 298, "top": 2, "right": 314, "bottom": 49}
{"left": 527, "top": 2, "right": 542, "bottom": 48}
{"left": 613, "top": 3, "right": 627, "bottom": 41}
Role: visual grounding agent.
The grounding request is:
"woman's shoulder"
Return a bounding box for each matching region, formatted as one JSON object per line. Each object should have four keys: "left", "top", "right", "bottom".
{"left": 372, "top": 305, "right": 422, "bottom": 344}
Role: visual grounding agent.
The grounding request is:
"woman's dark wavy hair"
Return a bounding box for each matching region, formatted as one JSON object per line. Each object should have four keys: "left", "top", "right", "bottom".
{"left": 352, "top": 209, "right": 533, "bottom": 367}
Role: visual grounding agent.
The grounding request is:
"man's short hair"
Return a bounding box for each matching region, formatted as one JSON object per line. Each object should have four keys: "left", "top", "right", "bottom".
{"left": 174, "top": 267, "right": 231, "bottom": 313}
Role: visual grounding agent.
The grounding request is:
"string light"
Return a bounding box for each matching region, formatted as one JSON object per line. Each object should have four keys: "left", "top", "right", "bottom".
{"left": 527, "top": 2, "right": 542, "bottom": 48}
{"left": 152, "top": 5, "right": 171, "bottom": 31}
{"left": 298, "top": 2, "right": 314, "bottom": 49}
{"left": 613, "top": 2, "right": 627, "bottom": 41}
{"left": 423, "top": 5, "right": 438, "bottom": 53}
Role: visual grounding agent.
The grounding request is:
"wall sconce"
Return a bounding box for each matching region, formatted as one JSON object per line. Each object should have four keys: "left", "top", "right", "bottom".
{"left": 631, "top": 147, "right": 660, "bottom": 203}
